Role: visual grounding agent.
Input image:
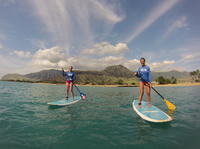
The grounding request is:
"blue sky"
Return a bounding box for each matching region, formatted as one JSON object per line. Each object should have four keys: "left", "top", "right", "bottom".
{"left": 0, "top": 0, "right": 200, "bottom": 77}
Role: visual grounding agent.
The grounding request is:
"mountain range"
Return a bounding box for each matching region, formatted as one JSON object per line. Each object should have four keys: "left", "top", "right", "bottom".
{"left": 1, "top": 65, "right": 190, "bottom": 85}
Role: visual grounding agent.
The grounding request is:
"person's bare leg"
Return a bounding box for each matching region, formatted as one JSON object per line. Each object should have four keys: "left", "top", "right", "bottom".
{"left": 66, "top": 82, "right": 70, "bottom": 99}
{"left": 145, "top": 83, "right": 151, "bottom": 106}
{"left": 138, "top": 82, "right": 144, "bottom": 105}
{"left": 69, "top": 83, "right": 74, "bottom": 99}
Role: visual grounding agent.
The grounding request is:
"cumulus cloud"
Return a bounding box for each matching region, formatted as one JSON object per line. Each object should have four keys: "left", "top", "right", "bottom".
{"left": 29, "top": 44, "right": 127, "bottom": 70}
{"left": 57, "top": 55, "right": 124, "bottom": 70}
{"left": 123, "top": 59, "right": 140, "bottom": 70}
{"left": 13, "top": 50, "right": 32, "bottom": 58}
{"left": 9, "top": 43, "right": 178, "bottom": 73}
{"left": 165, "top": 16, "right": 188, "bottom": 36}
{"left": 34, "top": 46, "right": 65, "bottom": 63}
{"left": 28, "top": 44, "right": 176, "bottom": 72}
{"left": 32, "top": 46, "right": 67, "bottom": 68}
{"left": 82, "top": 42, "right": 129, "bottom": 56}
{"left": 151, "top": 60, "right": 175, "bottom": 70}
{"left": 183, "top": 54, "right": 195, "bottom": 60}
{"left": 126, "top": 0, "right": 180, "bottom": 43}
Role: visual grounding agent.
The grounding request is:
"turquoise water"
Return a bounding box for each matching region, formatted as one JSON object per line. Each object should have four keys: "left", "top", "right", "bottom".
{"left": 0, "top": 81, "right": 200, "bottom": 149}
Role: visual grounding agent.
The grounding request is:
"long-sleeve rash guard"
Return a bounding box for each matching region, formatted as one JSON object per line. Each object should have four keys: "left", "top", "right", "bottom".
{"left": 137, "top": 65, "right": 151, "bottom": 82}
{"left": 62, "top": 70, "right": 76, "bottom": 81}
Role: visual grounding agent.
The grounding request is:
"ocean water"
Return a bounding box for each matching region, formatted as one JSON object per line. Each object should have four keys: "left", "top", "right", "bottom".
{"left": 0, "top": 81, "right": 200, "bottom": 149}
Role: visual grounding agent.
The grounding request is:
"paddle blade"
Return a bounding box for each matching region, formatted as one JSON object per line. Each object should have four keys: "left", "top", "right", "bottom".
{"left": 164, "top": 99, "right": 176, "bottom": 111}
{"left": 80, "top": 93, "right": 87, "bottom": 100}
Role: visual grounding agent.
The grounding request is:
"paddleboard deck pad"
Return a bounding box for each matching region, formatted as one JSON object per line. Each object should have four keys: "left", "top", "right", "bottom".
{"left": 132, "top": 100, "right": 172, "bottom": 123}
{"left": 48, "top": 96, "right": 81, "bottom": 106}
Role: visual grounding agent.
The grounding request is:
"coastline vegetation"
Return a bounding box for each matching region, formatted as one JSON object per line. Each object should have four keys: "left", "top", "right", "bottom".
{"left": 1, "top": 65, "right": 198, "bottom": 86}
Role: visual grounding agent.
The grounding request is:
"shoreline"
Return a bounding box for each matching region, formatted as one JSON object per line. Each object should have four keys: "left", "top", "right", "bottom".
{"left": 1, "top": 80, "right": 200, "bottom": 87}
{"left": 35, "top": 82, "right": 200, "bottom": 87}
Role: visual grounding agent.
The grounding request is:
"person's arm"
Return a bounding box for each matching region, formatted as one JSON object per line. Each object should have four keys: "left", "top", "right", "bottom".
{"left": 135, "top": 67, "right": 141, "bottom": 78}
{"left": 62, "top": 68, "right": 66, "bottom": 76}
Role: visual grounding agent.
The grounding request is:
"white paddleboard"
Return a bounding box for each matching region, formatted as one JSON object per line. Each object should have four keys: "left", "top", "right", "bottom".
{"left": 132, "top": 100, "right": 172, "bottom": 123}
{"left": 48, "top": 96, "right": 81, "bottom": 106}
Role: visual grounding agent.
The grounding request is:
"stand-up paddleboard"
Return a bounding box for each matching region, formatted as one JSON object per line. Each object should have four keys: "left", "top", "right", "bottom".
{"left": 48, "top": 96, "right": 81, "bottom": 106}
{"left": 132, "top": 100, "right": 172, "bottom": 123}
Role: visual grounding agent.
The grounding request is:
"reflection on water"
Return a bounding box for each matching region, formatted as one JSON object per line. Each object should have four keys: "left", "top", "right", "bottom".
{"left": 0, "top": 81, "right": 200, "bottom": 149}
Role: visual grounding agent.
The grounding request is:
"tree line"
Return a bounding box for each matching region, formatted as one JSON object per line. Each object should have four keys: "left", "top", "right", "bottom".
{"left": 190, "top": 69, "right": 200, "bottom": 82}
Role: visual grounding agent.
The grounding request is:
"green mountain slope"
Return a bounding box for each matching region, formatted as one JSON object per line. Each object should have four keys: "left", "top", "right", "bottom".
{"left": 1, "top": 65, "right": 191, "bottom": 85}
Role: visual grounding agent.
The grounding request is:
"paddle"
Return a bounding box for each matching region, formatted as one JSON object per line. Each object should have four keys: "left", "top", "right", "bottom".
{"left": 74, "top": 84, "right": 87, "bottom": 100}
{"left": 135, "top": 75, "right": 176, "bottom": 111}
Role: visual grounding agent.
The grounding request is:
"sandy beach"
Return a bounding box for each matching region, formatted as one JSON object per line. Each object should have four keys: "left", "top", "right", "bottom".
{"left": 34, "top": 82, "right": 200, "bottom": 87}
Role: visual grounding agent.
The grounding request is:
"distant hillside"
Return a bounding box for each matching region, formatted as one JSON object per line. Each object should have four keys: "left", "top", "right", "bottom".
{"left": 152, "top": 70, "right": 190, "bottom": 80}
{"left": 25, "top": 69, "right": 65, "bottom": 83}
{"left": 103, "top": 65, "right": 134, "bottom": 78}
{"left": 1, "top": 73, "right": 34, "bottom": 82}
{"left": 1, "top": 65, "right": 191, "bottom": 85}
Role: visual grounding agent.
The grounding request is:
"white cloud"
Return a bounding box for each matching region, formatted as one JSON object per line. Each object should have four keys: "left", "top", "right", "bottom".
{"left": 165, "top": 16, "right": 188, "bottom": 36}
{"left": 13, "top": 50, "right": 32, "bottom": 58}
{"left": 34, "top": 47, "right": 64, "bottom": 62}
{"left": 30, "top": 44, "right": 126, "bottom": 70}
{"left": 28, "top": 0, "right": 124, "bottom": 51}
{"left": 183, "top": 55, "right": 193, "bottom": 60}
{"left": 123, "top": 59, "right": 140, "bottom": 70}
{"left": 126, "top": 0, "right": 180, "bottom": 43}
{"left": 27, "top": 44, "right": 177, "bottom": 72}
{"left": 163, "top": 60, "right": 175, "bottom": 64}
{"left": 33, "top": 46, "right": 66, "bottom": 66}
{"left": 151, "top": 60, "right": 175, "bottom": 70}
{"left": 89, "top": 0, "right": 124, "bottom": 24}
{"left": 82, "top": 42, "right": 129, "bottom": 56}
{"left": 60, "top": 55, "right": 124, "bottom": 70}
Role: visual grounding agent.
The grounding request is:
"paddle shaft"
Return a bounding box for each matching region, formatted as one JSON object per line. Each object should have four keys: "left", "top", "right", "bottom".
{"left": 74, "top": 85, "right": 81, "bottom": 94}
{"left": 151, "top": 86, "right": 165, "bottom": 100}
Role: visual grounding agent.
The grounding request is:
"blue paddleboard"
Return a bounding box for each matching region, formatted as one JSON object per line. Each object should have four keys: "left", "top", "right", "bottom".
{"left": 132, "top": 100, "right": 172, "bottom": 123}
{"left": 48, "top": 96, "right": 81, "bottom": 106}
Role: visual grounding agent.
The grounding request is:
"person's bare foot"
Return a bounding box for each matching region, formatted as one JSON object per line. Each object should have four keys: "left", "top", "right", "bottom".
{"left": 147, "top": 103, "right": 152, "bottom": 107}
{"left": 138, "top": 102, "right": 142, "bottom": 108}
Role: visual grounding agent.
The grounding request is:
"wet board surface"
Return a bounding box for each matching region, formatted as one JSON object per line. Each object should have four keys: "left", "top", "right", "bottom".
{"left": 48, "top": 96, "right": 81, "bottom": 106}
{"left": 132, "top": 100, "right": 173, "bottom": 123}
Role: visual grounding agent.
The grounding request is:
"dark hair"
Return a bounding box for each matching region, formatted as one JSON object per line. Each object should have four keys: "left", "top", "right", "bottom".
{"left": 140, "top": 57, "right": 145, "bottom": 61}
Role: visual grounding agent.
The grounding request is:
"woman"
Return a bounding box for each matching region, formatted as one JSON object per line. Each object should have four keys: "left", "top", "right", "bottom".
{"left": 62, "top": 66, "right": 76, "bottom": 99}
{"left": 135, "top": 58, "right": 151, "bottom": 106}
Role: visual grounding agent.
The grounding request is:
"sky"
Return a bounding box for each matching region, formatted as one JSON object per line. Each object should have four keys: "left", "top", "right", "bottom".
{"left": 0, "top": 0, "right": 200, "bottom": 77}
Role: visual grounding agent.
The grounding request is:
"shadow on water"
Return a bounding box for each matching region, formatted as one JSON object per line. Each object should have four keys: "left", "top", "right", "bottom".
{"left": 148, "top": 121, "right": 172, "bottom": 129}
{"left": 48, "top": 105, "right": 66, "bottom": 110}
